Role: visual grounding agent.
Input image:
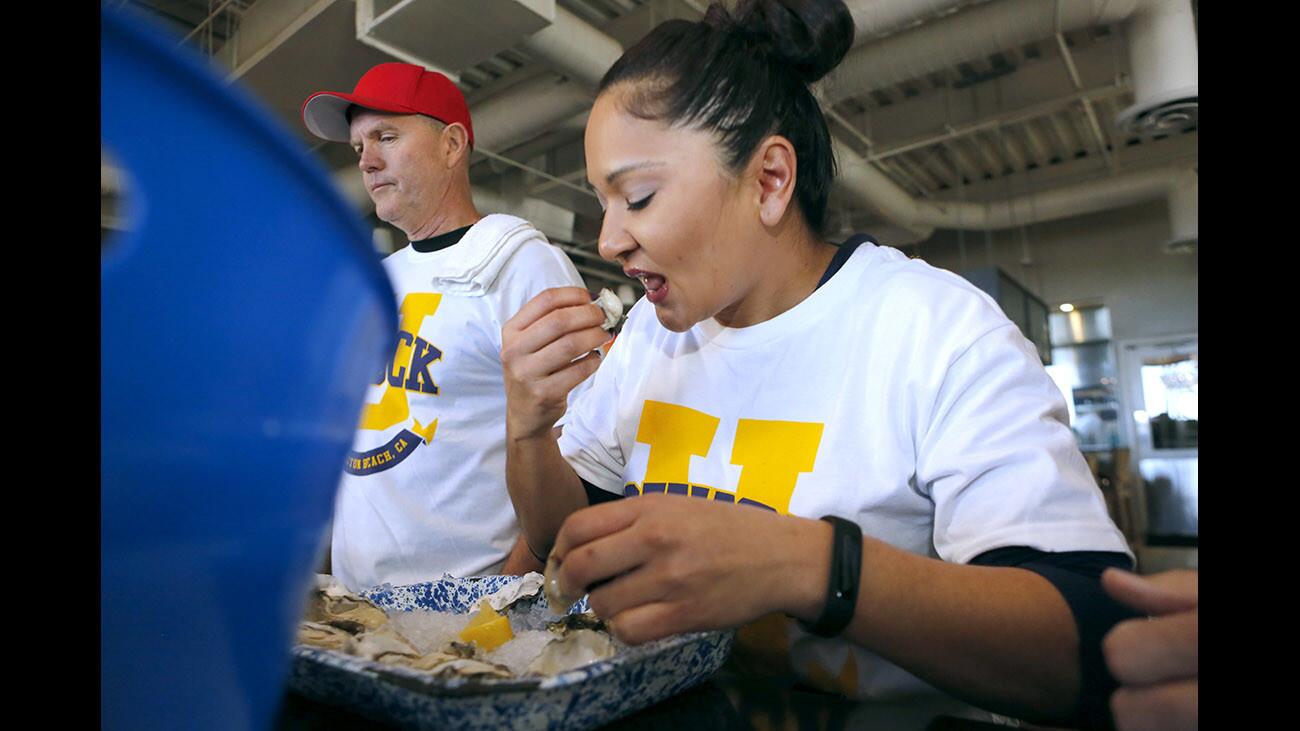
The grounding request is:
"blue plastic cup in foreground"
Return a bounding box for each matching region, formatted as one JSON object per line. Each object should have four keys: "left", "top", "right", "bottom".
{"left": 101, "top": 5, "right": 396, "bottom": 729}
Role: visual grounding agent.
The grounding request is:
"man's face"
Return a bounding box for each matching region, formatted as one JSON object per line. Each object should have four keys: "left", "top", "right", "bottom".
{"left": 348, "top": 110, "right": 452, "bottom": 236}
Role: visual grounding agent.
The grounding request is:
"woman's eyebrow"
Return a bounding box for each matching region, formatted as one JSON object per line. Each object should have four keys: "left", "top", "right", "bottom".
{"left": 606, "top": 161, "right": 665, "bottom": 185}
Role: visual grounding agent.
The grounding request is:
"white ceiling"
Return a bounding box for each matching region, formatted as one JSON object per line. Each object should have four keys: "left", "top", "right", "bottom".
{"left": 114, "top": 0, "right": 1198, "bottom": 288}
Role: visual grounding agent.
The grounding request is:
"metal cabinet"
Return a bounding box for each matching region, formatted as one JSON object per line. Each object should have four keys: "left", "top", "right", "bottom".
{"left": 959, "top": 266, "right": 1052, "bottom": 364}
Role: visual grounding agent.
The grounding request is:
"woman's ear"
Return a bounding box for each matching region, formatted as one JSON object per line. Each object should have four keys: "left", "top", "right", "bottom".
{"left": 754, "top": 135, "right": 798, "bottom": 228}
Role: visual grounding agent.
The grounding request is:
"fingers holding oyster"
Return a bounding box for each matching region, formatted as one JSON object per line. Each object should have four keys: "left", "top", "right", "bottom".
{"left": 542, "top": 494, "right": 802, "bottom": 646}
{"left": 501, "top": 286, "right": 623, "bottom": 442}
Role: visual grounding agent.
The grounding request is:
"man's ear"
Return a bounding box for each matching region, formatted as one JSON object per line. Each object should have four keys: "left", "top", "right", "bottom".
{"left": 443, "top": 123, "right": 472, "bottom": 168}
{"left": 752, "top": 135, "right": 798, "bottom": 228}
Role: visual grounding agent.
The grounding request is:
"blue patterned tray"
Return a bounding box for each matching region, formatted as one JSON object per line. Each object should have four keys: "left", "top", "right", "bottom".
{"left": 288, "top": 575, "right": 735, "bottom": 730}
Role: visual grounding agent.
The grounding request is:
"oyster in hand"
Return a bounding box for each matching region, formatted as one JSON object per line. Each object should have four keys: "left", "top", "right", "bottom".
{"left": 543, "top": 554, "right": 584, "bottom": 611}
{"left": 593, "top": 288, "right": 624, "bottom": 331}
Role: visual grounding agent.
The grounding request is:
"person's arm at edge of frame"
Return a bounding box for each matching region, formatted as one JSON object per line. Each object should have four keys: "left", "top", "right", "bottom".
{"left": 505, "top": 425, "right": 589, "bottom": 561}
{"left": 500, "top": 286, "right": 609, "bottom": 559}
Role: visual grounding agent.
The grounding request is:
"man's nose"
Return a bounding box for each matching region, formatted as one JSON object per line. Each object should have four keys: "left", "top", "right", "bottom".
{"left": 357, "top": 143, "right": 382, "bottom": 172}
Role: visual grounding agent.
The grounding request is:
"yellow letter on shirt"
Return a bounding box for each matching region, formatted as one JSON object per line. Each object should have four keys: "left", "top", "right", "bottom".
{"left": 359, "top": 293, "right": 442, "bottom": 431}
{"left": 636, "top": 400, "right": 720, "bottom": 483}
{"left": 730, "top": 419, "right": 824, "bottom": 515}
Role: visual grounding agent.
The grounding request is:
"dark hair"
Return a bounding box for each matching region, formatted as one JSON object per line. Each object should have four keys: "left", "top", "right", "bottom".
{"left": 598, "top": 0, "right": 854, "bottom": 233}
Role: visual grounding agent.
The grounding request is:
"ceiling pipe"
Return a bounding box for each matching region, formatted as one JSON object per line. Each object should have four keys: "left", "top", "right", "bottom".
{"left": 824, "top": 0, "right": 1143, "bottom": 105}
{"left": 517, "top": 5, "right": 624, "bottom": 89}
{"left": 471, "top": 75, "right": 591, "bottom": 152}
{"left": 843, "top": 0, "right": 984, "bottom": 44}
{"left": 1163, "top": 171, "right": 1197, "bottom": 252}
{"left": 325, "top": 0, "right": 1194, "bottom": 248}
{"left": 819, "top": 0, "right": 1197, "bottom": 244}
{"left": 463, "top": 5, "right": 618, "bottom": 154}
{"left": 918, "top": 165, "right": 1195, "bottom": 231}
{"left": 503, "top": 1, "right": 1198, "bottom": 243}
{"left": 837, "top": 133, "right": 1194, "bottom": 234}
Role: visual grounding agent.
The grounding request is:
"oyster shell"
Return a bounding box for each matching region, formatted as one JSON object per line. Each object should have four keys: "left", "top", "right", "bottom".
{"left": 424, "top": 658, "right": 515, "bottom": 680}
{"left": 376, "top": 649, "right": 460, "bottom": 672}
{"left": 353, "top": 624, "right": 421, "bottom": 661}
{"left": 546, "top": 611, "right": 607, "bottom": 635}
{"left": 443, "top": 640, "right": 479, "bottom": 659}
{"left": 527, "top": 629, "right": 617, "bottom": 675}
{"left": 593, "top": 288, "right": 624, "bottom": 331}
{"left": 297, "top": 621, "right": 357, "bottom": 653}
{"left": 543, "top": 554, "right": 584, "bottom": 611}
{"left": 305, "top": 575, "right": 388, "bottom": 631}
{"left": 484, "top": 571, "right": 544, "bottom": 612}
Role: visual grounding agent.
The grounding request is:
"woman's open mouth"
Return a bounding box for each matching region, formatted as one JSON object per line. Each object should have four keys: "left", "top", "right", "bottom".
{"left": 628, "top": 270, "right": 668, "bottom": 304}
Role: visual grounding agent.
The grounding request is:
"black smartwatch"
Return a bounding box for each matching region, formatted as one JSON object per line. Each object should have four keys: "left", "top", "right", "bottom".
{"left": 799, "top": 515, "right": 863, "bottom": 638}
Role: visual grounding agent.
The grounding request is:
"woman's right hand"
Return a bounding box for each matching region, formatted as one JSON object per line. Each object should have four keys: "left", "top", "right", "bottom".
{"left": 502, "top": 287, "right": 610, "bottom": 440}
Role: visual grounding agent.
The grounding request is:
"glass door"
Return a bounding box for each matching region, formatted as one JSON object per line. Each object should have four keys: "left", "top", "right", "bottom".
{"left": 1118, "top": 336, "right": 1198, "bottom": 545}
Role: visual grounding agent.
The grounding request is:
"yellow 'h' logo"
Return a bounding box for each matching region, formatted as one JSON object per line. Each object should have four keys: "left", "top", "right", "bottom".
{"left": 634, "top": 400, "right": 824, "bottom": 515}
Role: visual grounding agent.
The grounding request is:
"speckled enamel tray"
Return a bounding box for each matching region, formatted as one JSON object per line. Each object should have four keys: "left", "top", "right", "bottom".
{"left": 288, "top": 575, "right": 735, "bottom": 730}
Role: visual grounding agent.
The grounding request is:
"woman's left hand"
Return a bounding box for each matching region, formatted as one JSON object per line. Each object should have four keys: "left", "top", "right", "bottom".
{"left": 548, "top": 493, "right": 827, "bottom": 644}
{"left": 1101, "top": 568, "right": 1198, "bottom": 731}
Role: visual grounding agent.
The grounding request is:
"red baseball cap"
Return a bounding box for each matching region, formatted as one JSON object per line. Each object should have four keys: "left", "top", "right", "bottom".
{"left": 301, "top": 62, "right": 474, "bottom": 147}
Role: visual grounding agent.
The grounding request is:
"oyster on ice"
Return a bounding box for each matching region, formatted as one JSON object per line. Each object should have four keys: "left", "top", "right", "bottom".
{"left": 483, "top": 571, "right": 544, "bottom": 612}
{"left": 421, "top": 658, "right": 515, "bottom": 680}
{"left": 527, "top": 629, "right": 617, "bottom": 676}
{"left": 295, "top": 573, "right": 627, "bottom": 681}
{"left": 296, "top": 621, "right": 357, "bottom": 653}
{"left": 353, "top": 624, "right": 422, "bottom": 662}
{"left": 305, "top": 575, "right": 388, "bottom": 631}
{"left": 546, "top": 611, "right": 607, "bottom": 634}
{"left": 444, "top": 641, "right": 478, "bottom": 659}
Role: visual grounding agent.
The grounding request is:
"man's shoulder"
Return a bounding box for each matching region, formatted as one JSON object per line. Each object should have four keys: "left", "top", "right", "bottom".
{"left": 495, "top": 234, "right": 585, "bottom": 289}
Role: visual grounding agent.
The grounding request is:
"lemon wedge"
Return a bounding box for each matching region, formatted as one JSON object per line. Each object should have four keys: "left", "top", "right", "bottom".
{"left": 458, "top": 600, "right": 514, "bottom": 652}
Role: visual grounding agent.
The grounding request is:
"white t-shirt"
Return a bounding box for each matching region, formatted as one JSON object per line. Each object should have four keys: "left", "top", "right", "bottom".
{"left": 558, "top": 240, "right": 1129, "bottom": 702}
{"left": 332, "top": 215, "right": 586, "bottom": 591}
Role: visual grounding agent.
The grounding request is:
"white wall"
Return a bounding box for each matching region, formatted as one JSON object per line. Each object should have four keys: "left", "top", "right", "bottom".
{"left": 902, "top": 199, "right": 1198, "bottom": 342}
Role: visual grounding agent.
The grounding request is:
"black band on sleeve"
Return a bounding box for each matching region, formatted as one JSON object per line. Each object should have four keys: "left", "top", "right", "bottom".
{"left": 971, "top": 546, "right": 1140, "bottom": 730}
{"left": 581, "top": 477, "right": 625, "bottom": 506}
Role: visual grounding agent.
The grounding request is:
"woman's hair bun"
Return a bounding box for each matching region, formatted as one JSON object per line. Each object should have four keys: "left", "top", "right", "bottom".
{"left": 706, "top": 0, "right": 855, "bottom": 84}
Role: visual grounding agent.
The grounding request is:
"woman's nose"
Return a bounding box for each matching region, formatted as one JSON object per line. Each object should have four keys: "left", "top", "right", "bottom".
{"left": 597, "top": 210, "right": 635, "bottom": 262}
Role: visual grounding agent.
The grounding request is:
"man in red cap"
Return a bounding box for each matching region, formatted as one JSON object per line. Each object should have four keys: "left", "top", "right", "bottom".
{"left": 302, "top": 62, "right": 589, "bottom": 590}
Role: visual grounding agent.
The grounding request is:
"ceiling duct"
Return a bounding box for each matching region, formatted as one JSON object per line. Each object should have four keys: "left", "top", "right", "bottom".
{"left": 1162, "top": 170, "right": 1197, "bottom": 254}
{"left": 824, "top": 0, "right": 1145, "bottom": 107}
{"left": 354, "top": 0, "right": 555, "bottom": 78}
{"left": 1113, "top": 0, "right": 1198, "bottom": 137}
{"left": 844, "top": 0, "right": 979, "bottom": 44}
